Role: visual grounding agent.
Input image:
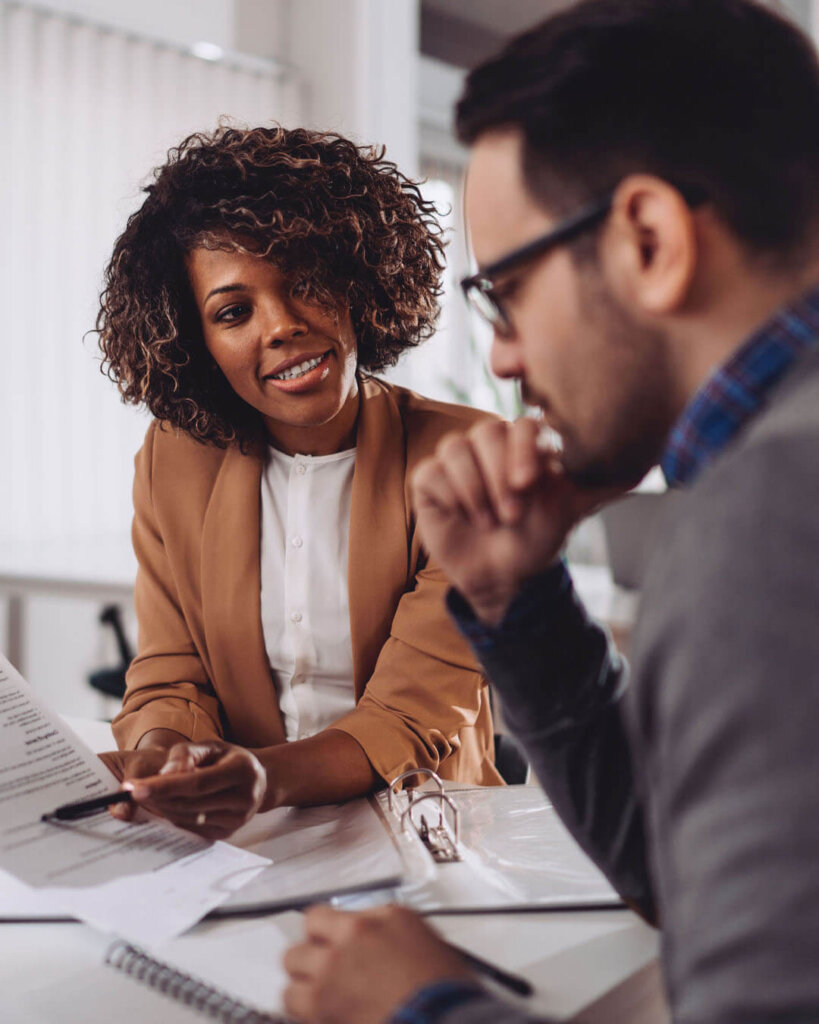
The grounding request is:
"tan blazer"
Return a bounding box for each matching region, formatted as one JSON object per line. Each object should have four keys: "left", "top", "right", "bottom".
{"left": 113, "top": 377, "right": 503, "bottom": 786}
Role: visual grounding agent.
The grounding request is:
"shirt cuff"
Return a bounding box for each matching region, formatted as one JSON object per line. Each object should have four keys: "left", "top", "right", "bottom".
{"left": 390, "top": 980, "right": 486, "bottom": 1024}
{"left": 446, "top": 561, "right": 572, "bottom": 654}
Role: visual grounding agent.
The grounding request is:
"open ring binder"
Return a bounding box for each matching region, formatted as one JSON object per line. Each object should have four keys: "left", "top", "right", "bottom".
{"left": 359, "top": 772, "right": 624, "bottom": 914}
{"left": 387, "top": 769, "right": 461, "bottom": 863}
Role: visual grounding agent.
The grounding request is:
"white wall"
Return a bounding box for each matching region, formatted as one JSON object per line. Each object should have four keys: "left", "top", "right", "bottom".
{"left": 286, "top": 0, "right": 419, "bottom": 174}
{"left": 0, "top": 0, "right": 297, "bottom": 715}
{"left": 23, "top": 0, "right": 263, "bottom": 55}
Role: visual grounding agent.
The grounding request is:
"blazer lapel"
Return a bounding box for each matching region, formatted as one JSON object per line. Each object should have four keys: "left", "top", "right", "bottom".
{"left": 200, "top": 441, "right": 287, "bottom": 746}
{"left": 348, "top": 379, "right": 412, "bottom": 696}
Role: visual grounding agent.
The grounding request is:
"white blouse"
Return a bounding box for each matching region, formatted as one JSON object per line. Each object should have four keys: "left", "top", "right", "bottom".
{"left": 259, "top": 444, "right": 358, "bottom": 742}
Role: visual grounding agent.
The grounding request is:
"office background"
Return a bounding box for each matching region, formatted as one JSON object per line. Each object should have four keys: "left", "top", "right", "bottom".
{"left": 0, "top": 0, "right": 814, "bottom": 719}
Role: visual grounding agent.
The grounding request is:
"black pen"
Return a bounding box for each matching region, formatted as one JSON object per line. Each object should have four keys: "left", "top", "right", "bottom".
{"left": 41, "top": 790, "right": 133, "bottom": 822}
{"left": 447, "top": 942, "right": 533, "bottom": 997}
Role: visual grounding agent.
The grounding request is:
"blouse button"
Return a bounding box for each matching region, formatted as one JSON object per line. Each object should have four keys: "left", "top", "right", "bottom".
{"left": 291, "top": 611, "right": 303, "bottom": 623}
{"left": 296, "top": 464, "right": 307, "bottom": 476}
{"left": 292, "top": 536, "right": 303, "bottom": 548}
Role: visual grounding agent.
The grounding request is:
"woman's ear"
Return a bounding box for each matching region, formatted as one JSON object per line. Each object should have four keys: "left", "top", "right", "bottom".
{"left": 602, "top": 174, "right": 698, "bottom": 317}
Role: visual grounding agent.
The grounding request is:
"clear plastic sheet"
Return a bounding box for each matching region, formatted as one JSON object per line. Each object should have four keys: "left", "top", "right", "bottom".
{"left": 339, "top": 785, "right": 620, "bottom": 913}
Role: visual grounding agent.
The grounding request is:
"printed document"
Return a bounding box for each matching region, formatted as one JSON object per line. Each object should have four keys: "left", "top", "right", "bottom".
{"left": 0, "top": 654, "right": 269, "bottom": 944}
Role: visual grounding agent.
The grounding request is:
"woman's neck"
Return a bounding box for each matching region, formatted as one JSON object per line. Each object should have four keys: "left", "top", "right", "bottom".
{"left": 263, "top": 387, "right": 360, "bottom": 457}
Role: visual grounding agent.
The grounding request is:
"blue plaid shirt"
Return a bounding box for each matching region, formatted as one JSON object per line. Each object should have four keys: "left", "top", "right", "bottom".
{"left": 661, "top": 284, "right": 819, "bottom": 486}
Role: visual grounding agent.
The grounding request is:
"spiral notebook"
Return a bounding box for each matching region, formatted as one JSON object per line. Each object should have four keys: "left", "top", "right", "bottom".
{"left": 18, "top": 913, "right": 302, "bottom": 1024}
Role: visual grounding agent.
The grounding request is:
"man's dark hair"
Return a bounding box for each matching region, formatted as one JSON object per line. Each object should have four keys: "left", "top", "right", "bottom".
{"left": 456, "top": 0, "right": 819, "bottom": 259}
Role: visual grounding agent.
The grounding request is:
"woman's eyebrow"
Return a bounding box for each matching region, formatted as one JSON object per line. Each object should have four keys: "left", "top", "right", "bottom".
{"left": 205, "top": 283, "right": 247, "bottom": 302}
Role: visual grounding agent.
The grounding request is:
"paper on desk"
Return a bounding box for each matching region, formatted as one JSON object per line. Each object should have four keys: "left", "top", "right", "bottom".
{"left": 0, "top": 655, "right": 269, "bottom": 944}
{"left": 213, "top": 798, "right": 405, "bottom": 914}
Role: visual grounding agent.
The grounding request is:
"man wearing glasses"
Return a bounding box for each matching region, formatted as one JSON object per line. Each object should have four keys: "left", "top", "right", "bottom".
{"left": 282, "top": 1, "right": 819, "bottom": 1021}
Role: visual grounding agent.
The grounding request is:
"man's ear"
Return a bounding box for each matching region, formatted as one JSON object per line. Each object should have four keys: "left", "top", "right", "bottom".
{"left": 602, "top": 174, "right": 698, "bottom": 316}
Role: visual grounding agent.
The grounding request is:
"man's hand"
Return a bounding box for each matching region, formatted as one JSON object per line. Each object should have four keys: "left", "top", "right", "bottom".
{"left": 98, "top": 740, "right": 267, "bottom": 840}
{"left": 412, "top": 418, "right": 614, "bottom": 625}
{"left": 283, "top": 905, "right": 475, "bottom": 1024}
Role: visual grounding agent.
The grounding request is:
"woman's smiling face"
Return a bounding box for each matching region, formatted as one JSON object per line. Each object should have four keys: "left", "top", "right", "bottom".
{"left": 187, "top": 245, "right": 360, "bottom": 455}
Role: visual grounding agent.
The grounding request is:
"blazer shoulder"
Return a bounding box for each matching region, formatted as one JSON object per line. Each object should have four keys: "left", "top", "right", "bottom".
{"left": 136, "top": 420, "right": 235, "bottom": 508}
{"left": 363, "top": 376, "right": 499, "bottom": 462}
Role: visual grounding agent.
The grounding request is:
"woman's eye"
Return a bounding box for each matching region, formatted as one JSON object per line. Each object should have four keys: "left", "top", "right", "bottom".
{"left": 215, "top": 303, "right": 250, "bottom": 324}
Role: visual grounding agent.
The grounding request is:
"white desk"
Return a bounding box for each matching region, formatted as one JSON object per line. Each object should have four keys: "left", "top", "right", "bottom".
{"left": 2, "top": 719, "right": 667, "bottom": 1024}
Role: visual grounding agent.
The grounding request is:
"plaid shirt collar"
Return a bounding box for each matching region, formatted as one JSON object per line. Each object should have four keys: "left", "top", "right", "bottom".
{"left": 661, "top": 284, "right": 819, "bottom": 487}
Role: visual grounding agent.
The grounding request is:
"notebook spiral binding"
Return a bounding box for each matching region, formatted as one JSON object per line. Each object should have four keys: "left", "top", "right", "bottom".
{"left": 105, "top": 940, "right": 290, "bottom": 1024}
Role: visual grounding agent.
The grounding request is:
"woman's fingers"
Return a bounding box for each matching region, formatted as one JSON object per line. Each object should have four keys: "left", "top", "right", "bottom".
{"left": 125, "top": 784, "right": 255, "bottom": 837}
{"left": 97, "top": 750, "right": 126, "bottom": 781}
{"left": 130, "top": 749, "right": 263, "bottom": 802}
{"left": 100, "top": 747, "right": 170, "bottom": 821}
{"left": 119, "top": 742, "right": 267, "bottom": 838}
{"left": 108, "top": 799, "right": 136, "bottom": 821}
{"left": 136, "top": 787, "right": 248, "bottom": 816}
{"left": 177, "top": 811, "right": 249, "bottom": 841}
{"left": 158, "top": 742, "right": 200, "bottom": 774}
{"left": 102, "top": 743, "right": 266, "bottom": 837}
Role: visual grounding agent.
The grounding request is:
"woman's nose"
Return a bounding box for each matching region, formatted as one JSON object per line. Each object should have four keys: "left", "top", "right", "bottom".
{"left": 259, "top": 296, "right": 309, "bottom": 346}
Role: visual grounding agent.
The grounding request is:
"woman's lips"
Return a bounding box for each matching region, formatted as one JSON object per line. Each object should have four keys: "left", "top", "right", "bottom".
{"left": 263, "top": 351, "right": 331, "bottom": 394}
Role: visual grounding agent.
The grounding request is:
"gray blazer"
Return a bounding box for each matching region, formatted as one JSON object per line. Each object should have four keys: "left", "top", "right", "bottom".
{"left": 437, "top": 345, "right": 819, "bottom": 1023}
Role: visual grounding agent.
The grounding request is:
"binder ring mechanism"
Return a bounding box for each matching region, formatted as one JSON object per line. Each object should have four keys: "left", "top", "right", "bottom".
{"left": 387, "top": 768, "right": 461, "bottom": 863}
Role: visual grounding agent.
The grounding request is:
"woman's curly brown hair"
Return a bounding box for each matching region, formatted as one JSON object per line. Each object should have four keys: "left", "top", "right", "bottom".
{"left": 97, "top": 124, "right": 445, "bottom": 446}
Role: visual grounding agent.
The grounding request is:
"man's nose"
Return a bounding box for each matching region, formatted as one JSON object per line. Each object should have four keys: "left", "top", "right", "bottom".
{"left": 489, "top": 332, "right": 524, "bottom": 380}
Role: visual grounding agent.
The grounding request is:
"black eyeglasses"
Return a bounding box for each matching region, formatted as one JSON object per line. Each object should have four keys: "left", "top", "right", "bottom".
{"left": 460, "top": 184, "right": 707, "bottom": 336}
{"left": 460, "top": 194, "right": 614, "bottom": 337}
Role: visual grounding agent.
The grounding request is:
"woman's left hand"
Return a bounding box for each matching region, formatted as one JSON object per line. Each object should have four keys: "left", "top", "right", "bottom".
{"left": 99, "top": 741, "right": 267, "bottom": 840}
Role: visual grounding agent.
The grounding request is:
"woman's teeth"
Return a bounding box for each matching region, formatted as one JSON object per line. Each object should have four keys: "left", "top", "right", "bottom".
{"left": 272, "top": 355, "right": 324, "bottom": 381}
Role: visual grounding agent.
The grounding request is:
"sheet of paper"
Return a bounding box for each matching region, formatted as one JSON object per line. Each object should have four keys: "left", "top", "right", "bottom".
{"left": 0, "top": 654, "right": 269, "bottom": 944}
{"left": 214, "top": 798, "right": 405, "bottom": 914}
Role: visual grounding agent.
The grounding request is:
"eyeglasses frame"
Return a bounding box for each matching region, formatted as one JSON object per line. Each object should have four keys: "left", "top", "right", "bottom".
{"left": 460, "top": 183, "right": 707, "bottom": 336}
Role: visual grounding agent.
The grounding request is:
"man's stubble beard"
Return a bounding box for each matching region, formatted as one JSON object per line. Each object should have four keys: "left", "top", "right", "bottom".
{"left": 537, "top": 270, "right": 676, "bottom": 490}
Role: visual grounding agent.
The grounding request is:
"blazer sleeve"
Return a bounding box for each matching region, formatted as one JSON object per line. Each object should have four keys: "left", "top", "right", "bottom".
{"left": 329, "top": 561, "right": 490, "bottom": 783}
{"left": 111, "top": 424, "right": 223, "bottom": 750}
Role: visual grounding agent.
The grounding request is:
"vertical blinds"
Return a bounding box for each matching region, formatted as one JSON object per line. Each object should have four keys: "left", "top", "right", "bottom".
{"left": 0, "top": 2, "right": 296, "bottom": 542}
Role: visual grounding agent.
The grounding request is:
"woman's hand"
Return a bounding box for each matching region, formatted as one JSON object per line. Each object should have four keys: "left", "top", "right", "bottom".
{"left": 97, "top": 741, "right": 267, "bottom": 840}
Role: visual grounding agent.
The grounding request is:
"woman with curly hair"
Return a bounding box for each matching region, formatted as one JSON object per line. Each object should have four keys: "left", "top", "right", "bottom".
{"left": 97, "top": 124, "right": 501, "bottom": 839}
